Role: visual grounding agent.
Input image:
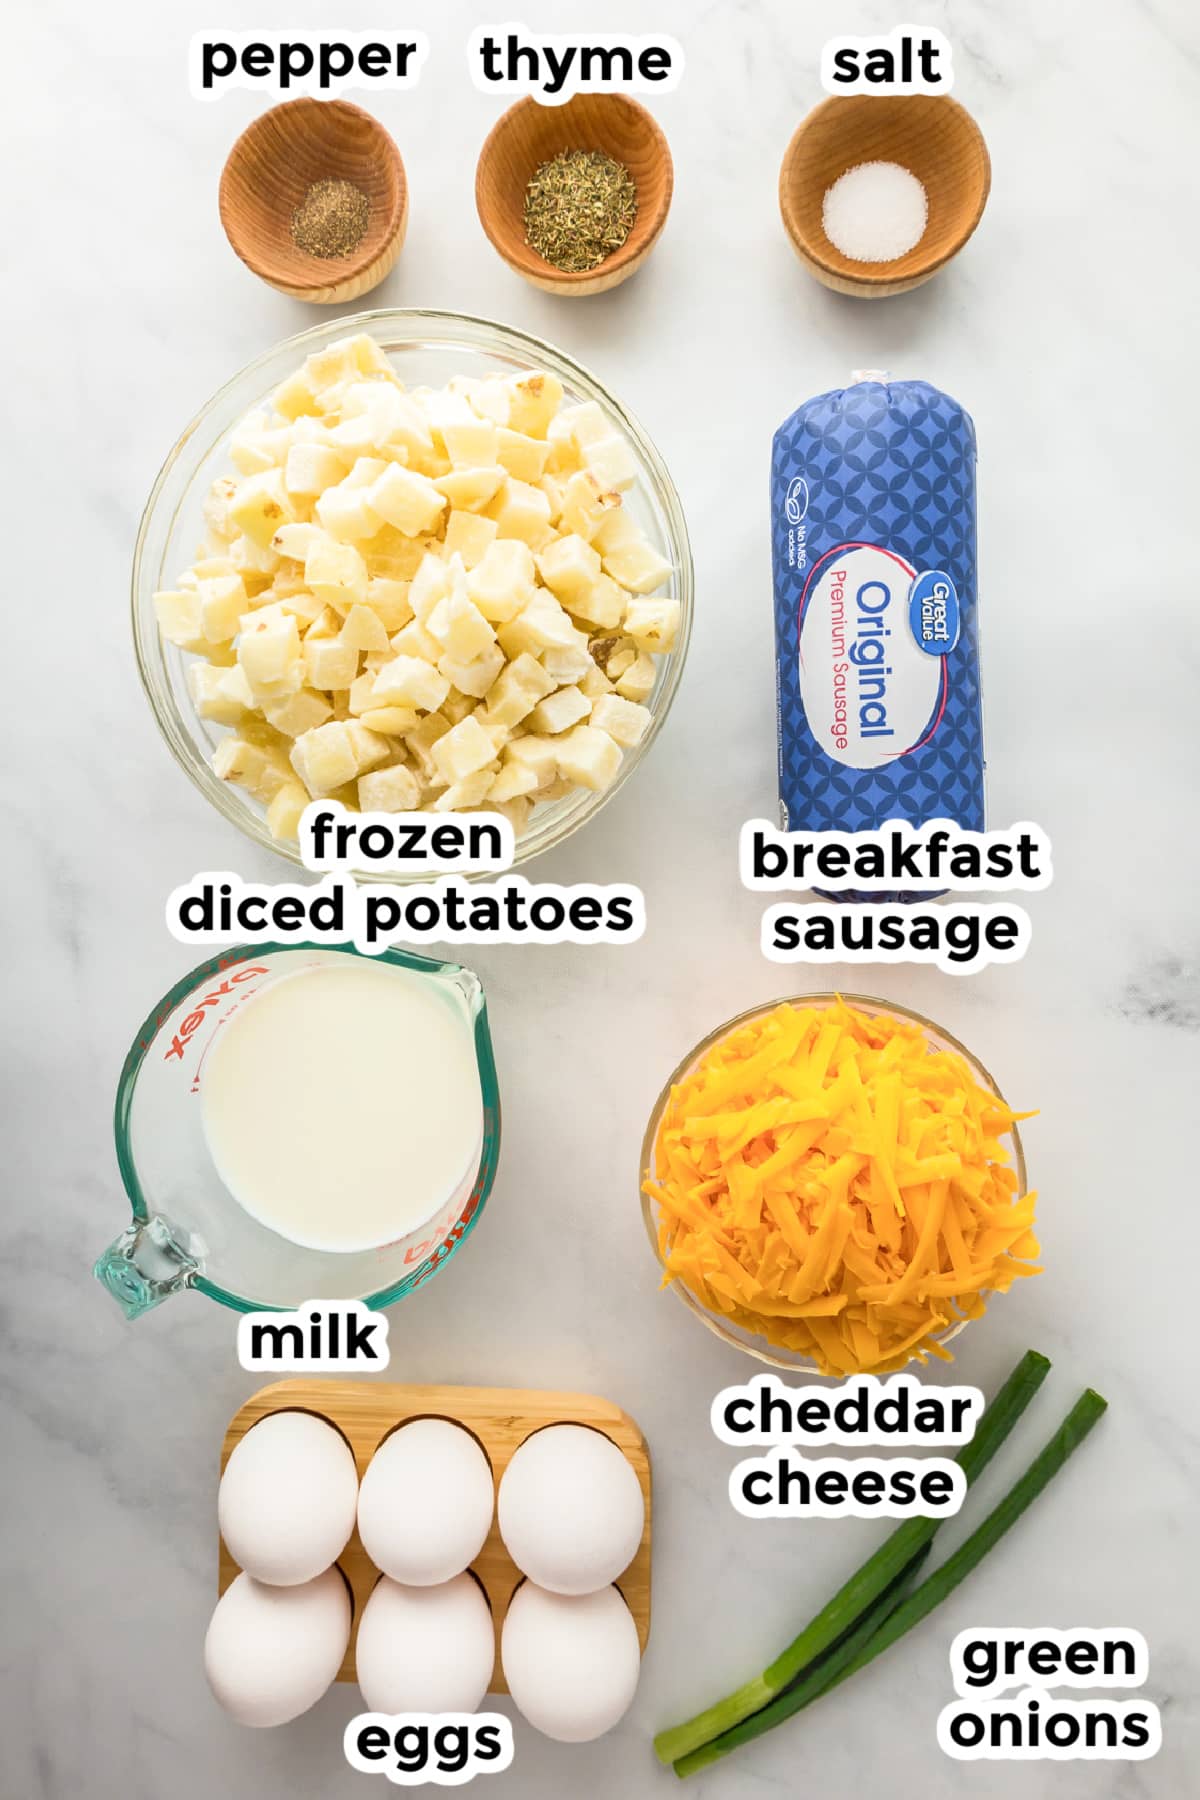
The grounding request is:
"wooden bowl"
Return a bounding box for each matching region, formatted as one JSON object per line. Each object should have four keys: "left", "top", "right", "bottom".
{"left": 219, "top": 99, "right": 407, "bottom": 305}
{"left": 779, "top": 95, "right": 990, "bottom": 298}
{"left": 476, "top": 95, "right": 673, "bottom": 296}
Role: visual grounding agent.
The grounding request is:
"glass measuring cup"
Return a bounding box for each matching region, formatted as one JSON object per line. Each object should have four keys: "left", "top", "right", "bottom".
{"left": 94, "top": 942, "right": 501, "bottom": 1318}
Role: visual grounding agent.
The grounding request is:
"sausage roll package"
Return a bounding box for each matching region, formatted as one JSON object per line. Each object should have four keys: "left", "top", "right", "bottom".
{"left": 770, "top": 375, "right": 985, "bottom": 898}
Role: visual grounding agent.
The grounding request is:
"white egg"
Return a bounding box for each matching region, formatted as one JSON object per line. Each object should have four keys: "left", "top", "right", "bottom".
{"left": 497, "top": 1424, "right": 645, "bottom": 1595}
{"left": 355, "top": 1574, "right": 495, "bottom": 1714}
{"left": 358, "top": 1419, "right": 494, "bottom": 1586}
{"left": 218, "top": 1410, "right": 359, "bottom": 1587}
{"left": 204, "top": 1567, "right": 351, "bottom": 1728}
{"left": 501, "top": 1582, "right": 640, "bottom": 1743}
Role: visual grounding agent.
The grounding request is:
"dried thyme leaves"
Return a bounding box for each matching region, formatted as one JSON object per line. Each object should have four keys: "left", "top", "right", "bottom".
{"left": 291, "top": 179, "right": 371, "bottom": 259}
{"left": 523, "top": 150, "right": 638, "bottom": 273}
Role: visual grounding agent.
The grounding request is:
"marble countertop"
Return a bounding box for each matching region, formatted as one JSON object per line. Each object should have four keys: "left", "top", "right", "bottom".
{"left": 4, "top": 0, "right": 1197, "bottom": 1795}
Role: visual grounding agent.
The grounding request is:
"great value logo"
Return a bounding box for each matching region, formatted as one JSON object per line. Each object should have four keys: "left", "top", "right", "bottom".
{"left": 798, "top": 544, "right": 947, "bottom": 771}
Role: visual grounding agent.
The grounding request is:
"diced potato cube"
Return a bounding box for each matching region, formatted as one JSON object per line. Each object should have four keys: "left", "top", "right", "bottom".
{"left": 538, "top": 777, "right": 576, "bottom": 803}
{"left": 289, "top": 721, "right": 361, "bottom": 797}
{"left": 305, "top": 605, "right": 342, "bottom": 641}
{"left": 441, "top": 690, "right": 477, "bottom": 725}
{"left": 560, "top": 470, "right": 623, "bottom": 543}
{"left": 481, "top": 653, "right": 555, "bottom": 728}
{"left": 367, "top": 529, "right": 437, "bottom": 581}
{"left": 489, "top": 761, "right": 538, "bottom": 802}
{"left": 316, "top": 480, "right": 381, "bottom": 543}
{"left": 485, "top": 795, "right": 533, "bottom": 835}
{"left": 505, "top": 735, "right": 560, "bottom": 788}
{"left": 196, "top": 574, "right": 247, "bottom": 644}
{"left": 443, "top": 510, "right": 499, "bottom": 570}
{"left": 506, "top": 371, "right": 563, "bottom": 438}
{"left": 408, "top": 553, "right": 450, "bottom": 620}
{"left": 438, "top": 642, "right": 505, "bottom": 699}
{"left": 370, "top": 463, "right": 447, "bottom": 536}
{"left": 340, "top": 604, "right": 391, "bottom": 652}
{"left": 188, "top": 662, "right": 252, "bottom": 725}
{"left": 230, "top": 426, "right": 289, "bottom": 476}
{"left": 488, "top": 478, "right": 553, "bottom": 547}
{"left": 426, "top": 588, "right": 496, "bottom": 663}
{"left": 358, "top": 706, "right": 419, "bottom": 736}
{"left": 370, "top": 654, "right": 450, "bottom": 712}
{"left": 431, "top": 716, "right": 497, "bottom": 785}
{"left": 347, "top": 671, "right": 380, "bottom": 716}
{"left": 304, "top": 636, "right": 360, "bottom": 691}
{"left": 390, "top": 618, "right": 442, "bottom": 663}
{"left": 497, "top": 590, "right": 588, "bottom": 659}
{"left": 443, "top": 417, "right": 498, "bottom": 467}
{"left": 526, "top": 685, "right": 592, "bottom": 735}
{"left": 262, "top": 687, "right": 334, "bottom": 738}
{"left": 271, "top": 369, "right": 320, "bottom": 420}
{"left": 565, "top": 572, "right": 625, "bottom": 630}
{"left": 405, "top": 711, "right": 453, "bottom": 777}
{"left": 266, "top": 780, "right": 311, "bottom": 841}
{"left": 154, "top": 589, "right": 204, "bottom": 649}
{"left": 229, "top": 470, "right": 296, "bottom": 548}
{"left": 496, "top": 428, "right": 551, "bottom": 482}
{"left": 364, "top": 578, "right": 413, "bottom": 632}
{"left": 238, "top": 611, "right": 302, "bottom": 696}
{"left": 213, "top": 736, "right": 292, "bottom": 804}
{"left": 305, "top": 535, "right": 368, "bottom": 609}
{"left": 358, "top": 763, "right": 422, "bottom": 813}
{"left": 624, "top": 597, "right": 681, "bottom": 652}
{"left": 580, "top": 663, "right": 613, "bottom": 699}
{"left": 615, "top": 651, "right": 657, "bottom": 702}
{"left": 583, "top": 432, "right": 638, "bottom": 492}
{"left": 559, "top": 400, "right": 609, "bottom": 450}
{"left": 202, "top": 478, "right": 238, "bottom": 542}
{"left": 465, "top": 539, "right": 536, "bottom": 623}
{"left": 463, "top": 376, "right": 512, "bottom": 427}
{"left": 272, "top": 522, "right": 323, "bottom": 562}
{"left": 284, "top": 441, "right": 347, "bottom": 495}
{"left": 431, "top": 770, "right": 496, "bottom": 811}
{"left": 554, "top": 724, "right": 622, "bottom": 792}
{"left": 435, "top": 466, "right": 507, "bottom": 513}
{"left": 345, "top": 721, "right": 391, "bottom": 773}
{"left": 588, "top": 694, "right": 652, "bottom": 747}
{"left": 598, "top": 525, "right": 673, "bottom": 594}
{"left": 540, "top": 642, "right": 595, "bottom": 685}
{"left": 536, "top": 534, "right": 603, "bottom": 608}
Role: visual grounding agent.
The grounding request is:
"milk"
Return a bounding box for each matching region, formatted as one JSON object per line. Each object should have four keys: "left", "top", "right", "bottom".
{"left": 201, "top": 961, "right": 484, "bottom": 1254}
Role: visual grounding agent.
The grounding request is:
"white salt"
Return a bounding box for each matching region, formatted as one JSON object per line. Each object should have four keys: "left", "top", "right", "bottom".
{"left": 822, "top": 161, "right": 928, "bottom": 264}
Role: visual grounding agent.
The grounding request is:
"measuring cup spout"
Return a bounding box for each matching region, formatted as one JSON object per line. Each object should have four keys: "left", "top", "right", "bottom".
{"left": 93, "top": 1215, "right": 203, "bottom": 1319}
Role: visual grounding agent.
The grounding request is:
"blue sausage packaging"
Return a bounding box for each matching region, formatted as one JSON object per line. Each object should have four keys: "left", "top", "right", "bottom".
{"left": 770, "top": 376, "right": 985, "bottom": 896}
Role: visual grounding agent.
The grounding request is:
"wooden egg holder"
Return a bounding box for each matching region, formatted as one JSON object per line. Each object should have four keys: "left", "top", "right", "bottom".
{"left": 219, "top": 1380, "right": 651, "bottom": 1692}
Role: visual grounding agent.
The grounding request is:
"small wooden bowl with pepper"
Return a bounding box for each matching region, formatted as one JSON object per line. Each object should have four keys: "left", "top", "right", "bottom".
{"left": 476, "top": 94, "right": 673, "bottom": 296}
{"left": 220, "top": 99, "right": 408, "bottom": 305}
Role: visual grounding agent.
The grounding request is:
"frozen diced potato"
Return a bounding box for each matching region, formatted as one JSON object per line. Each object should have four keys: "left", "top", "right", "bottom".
{"left": 465, "top": 539, "right": 536, "bottom": 623}
{"left": 559, "top": 401, "right": 609, "bottom": 450}
{"left": 305, "top": 535, "right": 369, "bottom": 610}
{"left": 432, "top": 715, "right": 497, "bottom": 785}
{"left": 442, "top": 417, "right": 498, "bottom": 468}
{"left": 482, "top": 653, "right": 555, "bottom": 728}
{"left": 497, "top": 591, "right": 588, "bottom": 659}
{"left": 566, "top": 572, "right": 626, "bottom": 630}
{"left": 370, "top": 654, "right": 450, "bottom": 713}
{"left": 496, "top": 428, "right": 551, "bottom": 482}
{"left": 462, "top": 375, "right": 512, "bottom": 427}
{"left": 526, "top": 685, "right": 592, "bottom": 736}
{"left": 188, "top": 662, "right": 252, "bottom": 726}
{"left": 238, "top": 611, "right": 302, "bottom": 696}
{"left": 315, "top": 479, "right": 381, "bottom": 543}
{"left": 266, "top": 780, "right": 311, "bottom": 841}
{"left": 345, "top": 721, "right": 391, "bottom": 773}
{"left": 438, "top": 642, "right": 505, "bottom": 699}
{"left": 390, "top": 618, "right": 442, "bottom": 664}
{"left": 488, "top": 478, "right": 553, "bottom": 547}
{"left": 284, "top": 441, "right": 347, "bottom": 496}
{"left": 364, "top": 578, "right": 414, "bottom": 632}
{"left": 441, "top": 690, "right": 477, "bottom": 725}
{"left": 358, "top": 706, "right": 419, "bottom": 736}
{"left": 262, "top": 687, "right": 334, "bottom": 738}
{"left": 229, "top": 470, "right": 296, "bottom": 548}
{"left": 624, "top": 597, "right": 681, "bottom": 652}
{"left": 593, "top": 512, "right": 673, "bottom": 593}
{"left": 486, "top": 795, "right": 533, "bottom": 835}
{"left": 540, "top": 642, "right": 595, "bottom": 685}
{"left": 196, "top": 574, "right": 246, "bottom": 644}
{"left": 559, "top": 470, "right": 622, "bottom": 543}
{"left": 213, "top": 736, "right": 292, "bottom": 804}
{"left": 505, "top": 735, "right": 560, "bottom": 789}
{"left": 231, "top": 534, "right": 281, "bottom": 580}
{"left": 202, "top": 477, "right": 238, "bottom": 542}
{"left": 554, "top": 725, "right": 622, "bottom": 792}
{"left": 408, "top": 552, "right": 451, "bottom": 622}
{"left": 154, "top": 589, "right": 204, "bottom": 650}
{"left": 272, "top": 522, "right": 323, "bottom": 563}
{"left": 347, "top": 671, "right": 380, "bottom": 716}
{"left": 405, "top": 711, "right": 453, "bottom": 777}
{"left": 435, "top": 466, "right": 507, "bottom": 513}
{"left": 506, "top": 371, "right": 563, "bottom": 438}
{"left": 271, "top": 369, "right": 320, "bottom": 421}
{"left": 615, "top": 651, "right": 657, "bottom": 702}
{"left": 230, "top": 425, "right": 289, "bottom": 476}
{"left": 583, "top": 433, "right": 638, "bottom": 492}
{"left": 303, "top": 636, "right": 360, "bottom": 691}
{"left": 443, "top": 510, "right": 499, "bottom": 570}
{"left": 588, "top": 693, "right": 652, "bottom": 747}
{"left": 367, "top": 528, "right": 438, "bottom": 582}
{"left": 488, "top": 761, "right": 538, "bottom": 802}
{"left": 426, "top": 587, "right": 496, "bottom": 663}
{"left": 580, "top": 662, "right": 614, "bottom": 699}
{"left": 370, "top": 463, "right": 447, "bottom": 536}
{"left": 431, "top": 770, "right": 496, "bottom": 811}
{"left": 289, "top": 721, "right": 361, "bottom": 797}
{"left": 340, "top": 604, "right": 391, "bottom": 652}
{"left": 359, "top": 763, "right": 421, "bottom": 813}
{"left": 536, "top": 534, "right": 603, "bottom": 608}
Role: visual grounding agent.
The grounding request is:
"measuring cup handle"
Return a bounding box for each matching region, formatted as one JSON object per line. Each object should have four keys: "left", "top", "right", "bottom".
{"left": 93, "top": 1215, "right": 202, "bottom": 1319}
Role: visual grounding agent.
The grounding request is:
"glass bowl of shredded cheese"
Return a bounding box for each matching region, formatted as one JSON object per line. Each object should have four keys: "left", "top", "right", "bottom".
{"left": 133, "top": 309, "right": 692, "bottom": 876}
{"left": 640, "top": 994, "right": 1037, "bottom": 1376}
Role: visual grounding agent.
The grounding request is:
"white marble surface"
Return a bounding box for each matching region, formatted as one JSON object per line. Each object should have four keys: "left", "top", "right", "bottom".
{"left": 4, "top": 0, "right": 1198, "bottom": 1794}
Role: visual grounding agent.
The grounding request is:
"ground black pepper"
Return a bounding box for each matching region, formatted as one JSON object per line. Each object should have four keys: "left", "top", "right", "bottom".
{"left": 290, "top": 179, "right": 371, "bottom": 259}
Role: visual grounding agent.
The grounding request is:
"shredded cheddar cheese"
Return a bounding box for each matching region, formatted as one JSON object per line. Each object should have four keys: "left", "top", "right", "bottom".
{"left": 644, "top": 1000, "right": 1040, "bottom": 1376}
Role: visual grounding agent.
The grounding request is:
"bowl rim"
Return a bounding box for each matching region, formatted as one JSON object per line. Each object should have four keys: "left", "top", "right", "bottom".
{"left": 475, "top": 92, "right": 675, "bottom": 288}
{"left": 778, "top": 94, "right": 992, "bottom": 288}
{"left": 131, "top": 306, "right": 694, "bottom": 878}
{"left": 218, "top": 97, "right": 408, "bottom": 290}
{"left": 639, "top": 991, "right": 1027, "bottom": 1373}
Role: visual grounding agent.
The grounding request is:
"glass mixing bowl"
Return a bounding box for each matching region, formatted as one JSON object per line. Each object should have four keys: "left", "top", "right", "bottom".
{"left": 640, "top": 993, "right": 1027, "bottom": 1373}
{"left": 133, "top": 309, "right": 693, "bottom": 878}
